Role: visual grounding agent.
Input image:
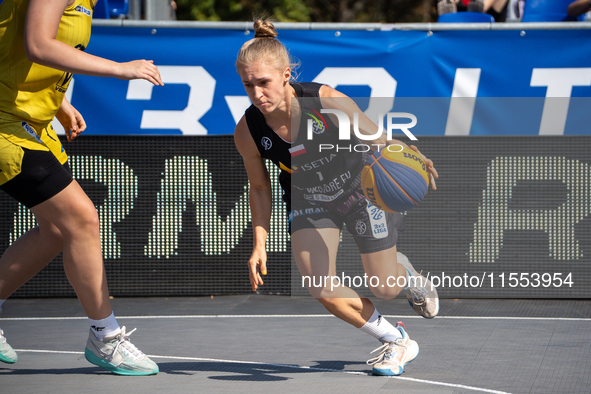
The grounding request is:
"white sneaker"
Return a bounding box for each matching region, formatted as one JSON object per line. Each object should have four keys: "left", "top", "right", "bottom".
{"left": 0, "top": 328, "right": 18, "bottom": 364}
{"left": 398, "top": 252, "right": 439, "bottom": 318}
{"left": 367, "top": 323, "right": 419, "bottom": 376}
{"left": 85, "top": 326, "right": 158, "bottom": 375}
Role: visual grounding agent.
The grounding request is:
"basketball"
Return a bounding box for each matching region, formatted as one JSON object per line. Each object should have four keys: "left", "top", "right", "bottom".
{"left": 361, "top": 146, "right": 429, "bottom": 213}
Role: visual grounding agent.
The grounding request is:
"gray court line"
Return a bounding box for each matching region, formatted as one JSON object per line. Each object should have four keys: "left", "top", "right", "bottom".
{"left": 2, "top": 314, "right": 590, "bottom": 321}
{"left": 13, "top": 349, "right": 511, "bottom": 394}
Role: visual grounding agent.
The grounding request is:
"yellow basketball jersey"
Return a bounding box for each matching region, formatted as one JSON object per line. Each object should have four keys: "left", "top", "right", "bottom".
{"left": 0, "top": 0, "right": 93, "bottom": 133}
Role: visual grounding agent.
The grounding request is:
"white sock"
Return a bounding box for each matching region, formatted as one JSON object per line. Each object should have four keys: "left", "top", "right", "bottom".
{"left": 89, "top": 312, "right": 120, "bottom": 340}
{"left": 358, "top": 307, "right": 402, "bottom": 342}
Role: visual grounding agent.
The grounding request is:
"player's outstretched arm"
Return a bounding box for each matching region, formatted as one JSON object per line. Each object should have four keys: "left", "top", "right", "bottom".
{"left": 24, "top": 0, "right": 163, "bottom": 86}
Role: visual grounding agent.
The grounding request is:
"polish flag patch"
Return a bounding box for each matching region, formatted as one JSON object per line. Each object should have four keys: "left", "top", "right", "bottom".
{"left": 289, "top": 144, "right": 306, "bottom": 157}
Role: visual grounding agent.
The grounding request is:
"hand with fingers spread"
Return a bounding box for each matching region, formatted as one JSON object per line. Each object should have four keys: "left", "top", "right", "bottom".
{"left": 55, "top": 97, "right": 86, "bottom": 142}
{"left": 409, "top": 145, "right": 439, "bottom": 190}
{"left": 248, "top": 247, "right": 267, "bottom": 291}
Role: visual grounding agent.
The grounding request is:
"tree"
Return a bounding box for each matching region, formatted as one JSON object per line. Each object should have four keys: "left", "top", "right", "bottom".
{"left": 174, "top": 0, "right": 438, "bottom": 23}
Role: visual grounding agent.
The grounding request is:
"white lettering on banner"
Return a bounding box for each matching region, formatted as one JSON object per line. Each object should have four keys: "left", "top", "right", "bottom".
{"left": 530, "top": 68, "right": 591, "bottom": 136}
{"left": 225, "top": 96, "right": 252, "bottom": 124}
{"left": 469, "top": 157, "right": 591, "bottom": 264}
{"left": 10, "top": 156, "right": 138, "bottom": 259}
{"left": 126, "top": 66, "right": 216, "bottom": 135}
{"left": 144, "top": 158, "right": 287, "bottom": 257}
{"left": 312, "top": 67, "right": 396, "bottom": 122}
{"left": 444, "top": 68, "right": 481, "bottom": 136}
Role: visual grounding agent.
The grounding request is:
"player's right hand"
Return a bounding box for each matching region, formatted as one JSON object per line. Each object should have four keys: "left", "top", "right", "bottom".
{"left": 248, "top": 248, "right": 267, "bottom": 291}
{"left": 409, "top": 145, "right": 438, "bottom": 191}
{"left": 56, "top": 98, "right": 86, "bottom": 142}
{"left": 117, "top": 60, "right": 164, "bottom": 86}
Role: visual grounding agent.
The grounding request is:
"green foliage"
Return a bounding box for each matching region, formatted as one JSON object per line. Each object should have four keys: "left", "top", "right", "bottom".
{"left": 174, "top": 0, "right": 438, "bottom": 23}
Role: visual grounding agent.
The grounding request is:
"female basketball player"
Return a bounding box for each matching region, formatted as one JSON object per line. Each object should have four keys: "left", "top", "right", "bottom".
{"left": 234, "top": 20, "right": 439, "bottom": 376}
{"left": 0, "top": 0, "right": 162, "bottom": 375}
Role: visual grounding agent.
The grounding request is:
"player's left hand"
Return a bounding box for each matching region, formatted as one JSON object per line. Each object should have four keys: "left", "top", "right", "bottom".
{"left": 56, "top": 98, "right": 86, "bottom": 142}
{"left": 409, "top": 145, "right": 438, "bottom": 190}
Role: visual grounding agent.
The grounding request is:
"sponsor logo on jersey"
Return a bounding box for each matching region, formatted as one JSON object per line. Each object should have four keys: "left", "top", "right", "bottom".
{"left": 303, "top": 108, "right": 327, "bottom": 135}
{"left": 303, "top": 189, "right": 344, "bottom": 202}
{"left": 21, "top": 122, "right": 42, "bottom": 143}
{"left": 261, "top": 137, "right": 272, "bottom": 150}
{"left": 75, "top": 5, "right": 92, "bottom": 16}
{"left": 366, "top": 201, "right": 388, "bottom": 239}
{"left": 298, "top": 154, "right": 337, "bottom": 172}
{"left": 288, "top": 207, "right": 327, "bottom": 222}
{"left": 355, "top": 220, "right": 367, "bottom": 235}
{"left": 279, "top": 161, "right": 298, "bottom": 174}
{"left": 55, "top": 72, "right": 73, "bottom": 93}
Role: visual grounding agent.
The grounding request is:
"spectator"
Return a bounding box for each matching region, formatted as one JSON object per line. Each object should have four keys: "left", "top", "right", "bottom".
{"left": 438, "top": 0, "right": 510, "bottom": 21}
{"left": 567, "top": 0, "right": 591, "bottom": 18}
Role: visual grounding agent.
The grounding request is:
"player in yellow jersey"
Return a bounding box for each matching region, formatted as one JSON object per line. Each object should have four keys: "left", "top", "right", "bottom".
{"left": 0, "top": 0, "right": 163, "bottom": 375}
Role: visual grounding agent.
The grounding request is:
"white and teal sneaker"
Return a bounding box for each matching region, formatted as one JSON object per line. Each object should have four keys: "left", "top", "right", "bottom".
{"left": 367, "top": 323, "right": 419, "bottom": 376}
{"left": 85, "top": 326, "right": 158, "bottom": 376}
{"left": 0, "top": 328, "right": 17, "bottom": 364}
{"left": 398, "top": 252, "right": 439, "bottom": 319}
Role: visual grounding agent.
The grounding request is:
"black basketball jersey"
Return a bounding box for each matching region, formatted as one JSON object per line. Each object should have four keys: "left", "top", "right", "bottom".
{"left": 245, "top": 82, "right": 367, "bottom": 212}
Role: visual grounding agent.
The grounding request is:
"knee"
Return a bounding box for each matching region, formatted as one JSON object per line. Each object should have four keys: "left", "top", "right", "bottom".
{"left": 64, "top": 202, "right": 100, "bottom": 236}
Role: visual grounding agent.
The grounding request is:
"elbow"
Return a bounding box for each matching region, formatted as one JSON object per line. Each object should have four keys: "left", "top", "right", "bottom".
{"left": 24, "top": 37, "right": 48, "bottom": 65}
{"left": 24, "top": 46, "right": 39, "bottom": 64}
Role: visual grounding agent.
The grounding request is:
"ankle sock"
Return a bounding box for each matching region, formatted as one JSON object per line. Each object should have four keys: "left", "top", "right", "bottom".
{"left": 359, "top": 307, "right": 402, "bottom": 342}
{"left": 89, "top": 312, "right": 120, "bottom": 340}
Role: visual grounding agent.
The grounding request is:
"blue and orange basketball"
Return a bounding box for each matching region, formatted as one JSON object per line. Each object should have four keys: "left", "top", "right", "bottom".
{"left": 361, "top": 146, "right": 429, "bottom": 213}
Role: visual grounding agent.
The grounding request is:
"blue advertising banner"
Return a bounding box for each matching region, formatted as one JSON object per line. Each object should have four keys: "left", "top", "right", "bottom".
{"left": 55, "top": 26, "right": 591, "bottom": 136}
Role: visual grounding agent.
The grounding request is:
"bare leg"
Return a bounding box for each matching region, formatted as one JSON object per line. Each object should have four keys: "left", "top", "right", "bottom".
{"left": 292, "top": 228, "right": 374, "bottom": 328}
{"left": 0, "top": 180, "right": 112, "bottom": 319}
{"left": 0, "top": 216, "right": 63, "bottom": 299}
{"left": 361, "top": 245, "right": 407, "bottom": 299}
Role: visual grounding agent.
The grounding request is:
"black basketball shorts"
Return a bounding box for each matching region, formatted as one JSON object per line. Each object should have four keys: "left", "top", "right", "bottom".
{"left": 289, "top": 197, "right": 405, "bottom": 254}
{"left": 1, "top": 148, "right": 73, "bottom": 209}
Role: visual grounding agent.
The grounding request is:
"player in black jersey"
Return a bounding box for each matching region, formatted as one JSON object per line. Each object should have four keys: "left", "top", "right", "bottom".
{"left": 234, "top": 20, "right": 439, "bottom": 376}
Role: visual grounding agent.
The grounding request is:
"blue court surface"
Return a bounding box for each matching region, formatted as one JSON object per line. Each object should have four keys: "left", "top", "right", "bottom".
{"left": 1, "top": 295, "right": 590, "bottom": 393}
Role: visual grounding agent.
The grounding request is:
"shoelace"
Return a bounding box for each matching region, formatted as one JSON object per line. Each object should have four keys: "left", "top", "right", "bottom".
{"left": 108, "top": 326, "right": 145, "bottom": 361}
{"left": 0, "top": 329, "right": 6, "bottom": 344}
{"left": 406, "top": 271, "right": 427, "bottom": 305}
{"left": 366, "top": 341, "right": 396, "bottom": 365}
{"left": 406, "top": 286, "right": 426, "bottom": 305}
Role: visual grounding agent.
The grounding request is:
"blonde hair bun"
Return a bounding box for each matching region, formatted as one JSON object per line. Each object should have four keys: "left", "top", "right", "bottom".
{"left": 253, "top": 20, "right": 278, "bottom": 39}
{"left": 236, "top": 19, "right": 299, "bottom": 81}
